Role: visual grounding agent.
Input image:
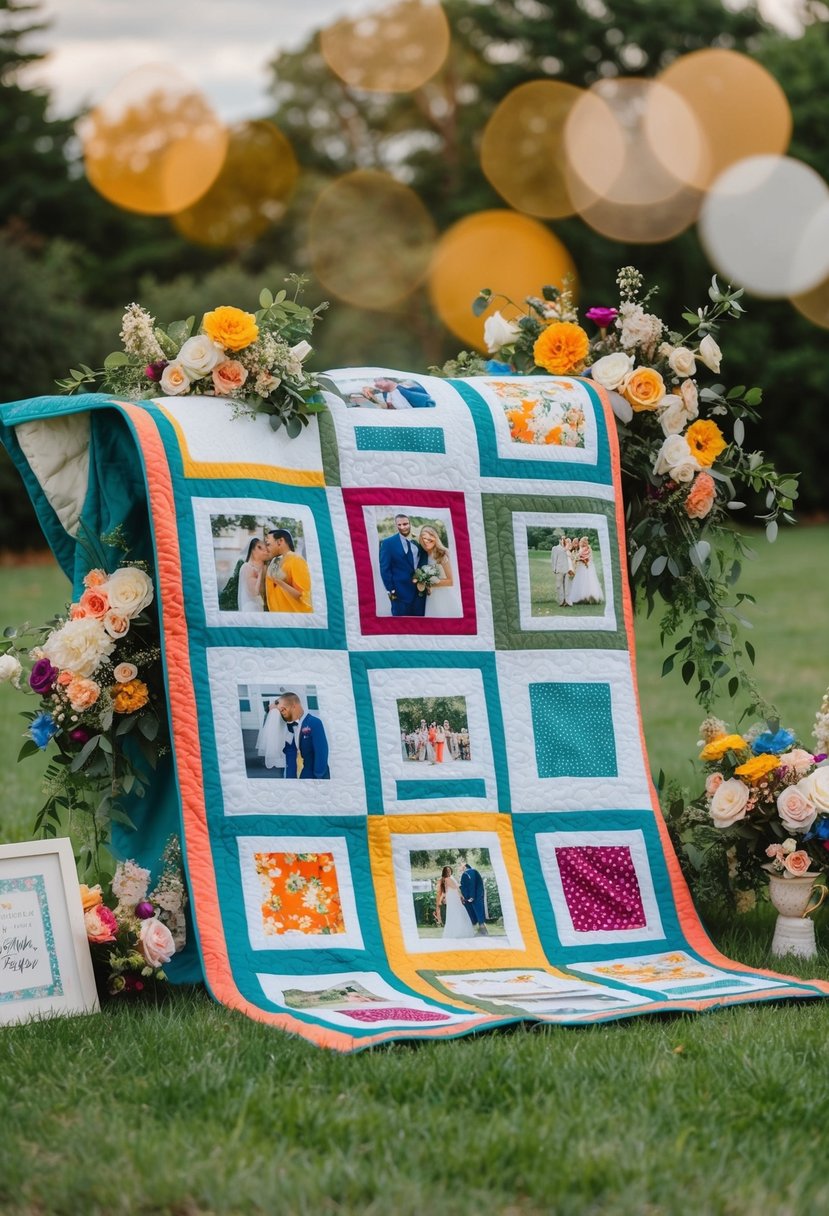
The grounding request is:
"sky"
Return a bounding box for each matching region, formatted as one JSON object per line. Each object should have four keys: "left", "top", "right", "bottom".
{"left": 26, "top": 0, "right": 804, "bottom": 123}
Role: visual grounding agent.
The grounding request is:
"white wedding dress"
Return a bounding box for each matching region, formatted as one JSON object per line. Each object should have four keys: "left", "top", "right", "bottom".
{"left": 237, "top": 560, "right": 265, "bottom": 612}
{"left": 569, "top": 552, "right": 603, "bottom": 605}
{"left": 256, "top": 707, "right": 288, "bottom": 770}
{"left": 442, "top": 879, "right": 476, "bottom": 939}
{"left": 426, "top": 552, "right": 462, "bottom": 618}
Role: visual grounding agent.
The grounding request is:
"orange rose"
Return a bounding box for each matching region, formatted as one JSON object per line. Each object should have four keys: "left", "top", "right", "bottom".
{"left": 79, "top": 883, "right": 103, "bottom": 911}
{"left": 533, "top": 322, "right": 590, "bottom": 375}
{"left": 622, "top": 367, "right": 666, "bottom": 411}
{"left": 212, "top": 359, "right": 249, "bottom": 397}
{"left": 56, "top": 670, "right": 74, "bottom": 686}
{"left": 112, "top": 678, "right": 150, "bottom": 714}
{"left": 66, "top": 676, "right": 101, "bottom": 712}
{"left": 79, "top": 587, "right": 109, "bottom": 619}
{"left": 685, "top": 471, "right": 717, "bottom": 520}
{"left": 685, "top": 419, "right": 727, "bottom": 467}
{"left": 83, "top": 569, "right": 107, "bottom": 589}
{"left": 202, "top": 306, "right": 259, "bottom": 352}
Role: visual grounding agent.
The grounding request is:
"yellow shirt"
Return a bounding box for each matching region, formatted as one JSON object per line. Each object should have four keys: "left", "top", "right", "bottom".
{"left": 266, "top": 553, "right": 312, "bottom": 613}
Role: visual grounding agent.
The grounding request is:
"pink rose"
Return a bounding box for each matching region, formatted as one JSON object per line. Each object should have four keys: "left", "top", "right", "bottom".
{"left": 779, "top": 749, "right": 816, "bottom": 776}
{"left": 783, "top": 850, "right": 812, "bottom": 876}
{"left": 139, "top": 917, "right": 176, "bottom": 967}
{"left": 705, "top": 772, "right": 724, "bottom": 797}
{"left": 79, "top": 587, "right": 109, "bottom": 619}
{"left": 766, "top": 843, "right": 784, "bottom": 861}
{"left": 777, "top": 785, "right": 817, "bottom": 834}
{"left": 212, "top": 359, "right": 248, "bottom": 397}
{"left": 84, "top": 904, "right": 118, "bottom": 944}
{"left": 103, "top": 611, "right": 130, "bottom": 640}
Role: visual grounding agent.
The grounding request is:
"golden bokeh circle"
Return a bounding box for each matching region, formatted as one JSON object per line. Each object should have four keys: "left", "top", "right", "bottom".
{"left": 791, "top": 275, "right": 829, "bottom": 330}
{"left": 428, "top": 210, "right": 576, "bottom": 349}
{"left": 171, "top": 120, "right": 298, "bottom": 247}
{"left": 320, "top": 0, "right": 450, "bottom": 93}
{"left": 480, "top": 80, "right": 584, "bottom": 219}
{"left": 657, "top": 48, "right": 792, "bottom": 190}
{"left": 81, "top": 66, "right": 228, "bottom": 216}
{"left": 309, "top": 170, "right": 436, "bottom": 310}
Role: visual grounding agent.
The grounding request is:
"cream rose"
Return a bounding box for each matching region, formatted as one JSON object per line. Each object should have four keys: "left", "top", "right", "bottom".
{"left": 178, "top": 335, "right": 224, "bottom": 379}
{"left": 658, "top": 395, "right": 687, "bottom": 436}
{"left": 42, "top": 617, "right": 115, "bottom": 678}
{"left": 289, "top": 339, "right": 313, "bottom": 363}
{"left": 710, "top": 777, "right": 751, "bottom": 828}
{"left": 653, "top": 434, "right": 691, "bottom": 475}
{"left": 783, "top": 850, "right": 812, "bottom": 876}
{"left": 590, "top": 351, "right": 634, "bottom": 391}
{"left": 103, "top": 611, "right": 130, "bottom": 639}
{"left": 779, "top": 748, "right": 816, "bottom": 776}
{"left": 113, "top": 662, "right": 138, "bottom": 684}
{"left": 799, "top": 766, "right": 829, "bottom": 814}
{"left": 159, "top": 362, "right": 190, "bottom": 396}
{"left": 668, "top": 346, "right": 697, "bottom": 378}
{"left": 106, "top": 567, "right": 154, "bottom": 617}
{"left": 698, "top": 334, "right": 722, "bottom": 373}
{"left": 483, "top": 310, "right": 520, "bottom": 353}
{"left": 139, "top": 917, "right": 176, "bottom": 967}
{"left": 0, "top": 654, "right": 23, "bottom": 687}
{"left": 671, "top": 458, "right": 702, "bottom": 484}
{"left": 777, "top": 785, "right": 817, "bottom": 834}
{"left": 679, "top": 378, "right": 699, "bottom": 419}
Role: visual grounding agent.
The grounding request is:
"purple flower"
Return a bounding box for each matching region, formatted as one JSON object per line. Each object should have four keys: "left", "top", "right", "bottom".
{"left": 69, "top": 727, "right": 91, "bottom": 744}
{"left": 30, "top": 712, "right": 58, "bottom": 749}
{"left": 585, "top": 307, "right": 618, "bottom": 329}
{"left": 145, "top": 359, "right": 168, "bottom": 382}
{"left": 135, "top": 901, "right": 156, "bottom": 920}
{"left": 29, "top": 657, "right": 58, "bottom": 695}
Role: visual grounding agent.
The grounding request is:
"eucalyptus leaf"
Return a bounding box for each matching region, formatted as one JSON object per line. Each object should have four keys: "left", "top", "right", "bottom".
{"left": 765, "top": 520, "right": 778, "bottom": 543}
{"left": 733, "top": 418, "right": 745, "bottom": 446}
{"left": 650, "top": 554, "right": 668, "bottom": 576}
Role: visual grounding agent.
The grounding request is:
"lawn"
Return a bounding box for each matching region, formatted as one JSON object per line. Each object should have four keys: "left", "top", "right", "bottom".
{"left": 1, "top": 527, "right": 828, "bottom": 1216}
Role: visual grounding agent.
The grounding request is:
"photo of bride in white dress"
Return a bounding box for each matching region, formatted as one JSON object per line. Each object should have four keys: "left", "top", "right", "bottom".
{"left": 435, "top": 866, "right": 476, "bottom": 939}
{"left": 417, "top": 525, "right": 462, "bottom": 618}
{"left": 568, "top": 536, "right": 604, "bottom": 605}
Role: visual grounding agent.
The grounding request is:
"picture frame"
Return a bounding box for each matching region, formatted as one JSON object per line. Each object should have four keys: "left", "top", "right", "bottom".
{"left": 0, "top": 838, "right": 100, "bottom": 1027}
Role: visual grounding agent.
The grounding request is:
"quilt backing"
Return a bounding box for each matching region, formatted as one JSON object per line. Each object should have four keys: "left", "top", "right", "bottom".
{"left": 2, "top": 371, "right": 825, "bottom": 1051}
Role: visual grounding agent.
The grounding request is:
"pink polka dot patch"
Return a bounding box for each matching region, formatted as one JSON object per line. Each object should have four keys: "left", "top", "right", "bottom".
{"left": 555, "top": 845, "right": 647, "bottom": 932}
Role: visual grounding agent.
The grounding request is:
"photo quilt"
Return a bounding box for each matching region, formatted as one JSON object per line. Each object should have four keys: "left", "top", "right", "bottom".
{"left": 2, "top": 369, "right": 825, "bottom": 1051}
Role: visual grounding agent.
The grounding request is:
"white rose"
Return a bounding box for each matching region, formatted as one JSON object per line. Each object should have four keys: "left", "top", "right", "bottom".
{"left": 668, "top": 346, "right": 697, "bottom": 378}
{"left": 679, "top": 378, "right": 699, "bottom": 419}
{"left": 799, "top": 766, "right": 829, "bottom": 814}
{"left": 653, "top": 433, "right": 693, "bottom": 476}
{"left": 0, "top": 654, "right": 23, "bottom": 687}
{"left": 42, "top": 618, "right": 115, "bottom": 678}
{"left": 289, "top": 340, "right": 313, "bottom": 363}
{"left": 698, "top": 334, "right": 722, "bottom": 373}
{"left": 671, "top": 458, "right": 702, "bottom": 484}
{"left": 658, "top": 395, "right": 687, "bottom": 435}
{"left": 159, "top": 362, "right": 190, "bottom": 396}
{"left": 483, "top": 310, "right": 521, "bottom": 354}
{"left": 590, "top": 351, "right": 634, "bottom": 391}
{"left": 106, "top": 567, "right": 154, "bottom": 617}
{"left": 710, "top": 777, "right": 751, "bottom": 828}
{"left": 777, "top": 785, "right": 817, "bottom": 834}
{"left": 177, "top": 335, "right": 224, "bottom": 379}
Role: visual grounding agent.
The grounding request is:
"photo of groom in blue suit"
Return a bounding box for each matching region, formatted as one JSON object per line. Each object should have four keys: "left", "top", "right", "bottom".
{"left": 277, "top": 692, "right": 330, "bottom": 779}
{"left": 460, "top": 861, "right": 488, "bottom": 935}
{"left": 378, "top": 513, "right": 429, "bottom": 617}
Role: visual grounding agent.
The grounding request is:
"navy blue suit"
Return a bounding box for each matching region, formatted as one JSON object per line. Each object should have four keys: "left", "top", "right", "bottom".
{"left": 283, "top": 713, "right": 330, "bottom": 779}
{"left": 395, "top": 382, "right": 436, "bottom": 409}
{"left": 378, "top": 533, "right": 428, "bottom": 617}
{"left": 460, "top": 866, "right": 486, "bottom": 926}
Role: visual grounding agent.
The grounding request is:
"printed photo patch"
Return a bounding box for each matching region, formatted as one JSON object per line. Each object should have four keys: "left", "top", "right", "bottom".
{"left": 257, "top": 969, "right": 478, "bottom": 1030}
{"left": 569, "top": 951, "right": 790, "bottom": 1000}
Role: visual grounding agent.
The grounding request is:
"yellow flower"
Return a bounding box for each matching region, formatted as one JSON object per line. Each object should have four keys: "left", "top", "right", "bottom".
{"left": 699, "top": 734, "right": 749, "bottom": 762}
{"left": 533, "top": 322, "right": 589, "bottom": 375}
{"left": 685, "top": 419, "right": 727, "bottom": 467}
{"left": 202, "top": 306, "right": 259, "bottom": 352}
{"left": 79, "top": 883, "right": 103, "bottom": 912}
{"left": 623, "top": 367, "right": 665, "bottom": 412}
{"left": 111, "top": 678, "right": 150, "bottom": 714}
{"left": 734, "top": 753, "right": 781, "bottom": 784}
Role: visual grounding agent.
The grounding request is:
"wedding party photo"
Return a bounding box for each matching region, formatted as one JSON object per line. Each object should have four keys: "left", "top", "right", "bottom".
{"left": 322, "top": 372, "right": 437, "bottom": 410}
{"left": 210, "top": 512, "right": 312, "bottom": 615}
{"left": 397, "top": 696, "right": 471, "bottom": 765}
{"left": 237, "top": 683, "right": 330, "bottom": 780}
{"left": 406, "top": 847, "right": 506, "bottom": 942}
{"left": 526, "top": 525, "right": 607, "bottom": 617}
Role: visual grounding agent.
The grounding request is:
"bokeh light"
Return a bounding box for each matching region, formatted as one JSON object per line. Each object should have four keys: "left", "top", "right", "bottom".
{"left": 320, "top": 0, "right": 450, "bottom": 93}
{"left": 309, "top": 170, "right": 436, "bottom": 310}
{"left": 171, "top": 120, "right": 298, "bottom": 247}
{"left": 80, "top": 66, "right": 228, "bottom": 216}
{"left": 791, "top": 276, "right": 829, "bottom": 330}
{"left": 699, "top": 155, "right": 829, "bottom": 298}
{"left": 564, "top": 79, "right": 704, "bottom": 242}
{"left": 429, "top": 210, "right": 576, "bottom": 349}
{"left": 480, "top": 81, "right": 583, "bottom": 219}
{"left": 657, "top": 49, "right": 792, "bottom": 190}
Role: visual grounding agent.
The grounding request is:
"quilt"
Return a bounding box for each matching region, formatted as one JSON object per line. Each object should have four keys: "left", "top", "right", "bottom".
{"left": 2, "top": 370, "right": 825, "bottom": 1051}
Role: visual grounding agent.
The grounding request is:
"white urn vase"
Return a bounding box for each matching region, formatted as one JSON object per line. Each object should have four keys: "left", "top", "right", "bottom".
{"left": 766, "top": 868, "right": 827, "bottom": 959}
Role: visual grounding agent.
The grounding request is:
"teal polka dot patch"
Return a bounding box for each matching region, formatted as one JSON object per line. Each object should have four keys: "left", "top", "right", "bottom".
{"left": 354, "top": 426, "right": 445, "bottom": 454}
{"left": 529, "top": 682, "right": 618, "bottom": 778}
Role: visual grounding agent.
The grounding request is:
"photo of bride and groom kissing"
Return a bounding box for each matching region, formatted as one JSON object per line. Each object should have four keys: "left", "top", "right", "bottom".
{"left": 377, "top": 512, "right": 460, "bottom": 618}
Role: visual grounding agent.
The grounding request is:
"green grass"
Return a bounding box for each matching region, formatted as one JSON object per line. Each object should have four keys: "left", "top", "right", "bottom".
{"left": 1, "top": 529, "right": 828, "bottom": 1215}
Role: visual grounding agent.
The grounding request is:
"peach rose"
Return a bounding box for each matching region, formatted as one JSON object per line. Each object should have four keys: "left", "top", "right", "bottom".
{"left": 777, "top": 785, "right": 817, "bottom": 834}
{"left": 710, "top": 777, "right": 751, "bottom": 828}
{"left": 79, "top": 883, "right": 103, "bottom": 911}
{"left": 160, "top": 362, "right": 190, "bottom": 396}
{"left": 622, "top": 367, "right": 666, "bottom": 411}
{"left": 66, "top": 676, "right": 101, "bottom": 712}
{"left": 113, "top": 662, "right": 138, "bottom": 684}
{"left": 103, "top": 611, "right": 130, "bottom": 640}
{"left": 84, "top": 904, "right": 118, "bottom": 944}
{"left": 83, "top": 569, "right": 107, "bottom": 589}
{"left": 56, "top": 670, "right": 74, "bottom": 686}
{"left": 705, "top": 772, "right": 724, "bottom": 797}
{"left": 139, "top": 917, "right": 176, "bottom": 967}
{"left": 212, "top": 359, "right": 248, "bottom": 397}
{"left": 783, "top": 850, "right": 812, "bottom": 876}
{"left": 685, "top": 471, "right": 716, "bottom": 520}
{"left": 79, "top": 587, "right": 110, "bottom": 619}
{"left": 69, "top": 602, "right": 89, "bottom": 619}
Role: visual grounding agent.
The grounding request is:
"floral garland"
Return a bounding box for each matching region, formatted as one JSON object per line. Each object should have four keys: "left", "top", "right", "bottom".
{"left": 58, "top": 276, "right": 329, "bottom": 437}
{"left": 437, "top": 268, "right": 799, "bottom": 711}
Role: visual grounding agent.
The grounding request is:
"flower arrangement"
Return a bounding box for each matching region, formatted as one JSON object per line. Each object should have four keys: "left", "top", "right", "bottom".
{"left": 57, "top": 276, "right": 329, "bottom": 437}
{"left": 412, "top": 563, "right": 444, "bottom": 593}
{"left": 0, "top": 535, "right": 165, "bottom": 885}
{"left": 80, "top": 839, "right": 187, "bottom": 997}
{"left": 437, "top": 269, "right": 799, "bottom": 710}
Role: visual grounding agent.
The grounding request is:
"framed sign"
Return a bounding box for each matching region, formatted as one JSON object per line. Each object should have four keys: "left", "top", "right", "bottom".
{"left": 0, "top": 838, "right": 99, "bottom": 1027}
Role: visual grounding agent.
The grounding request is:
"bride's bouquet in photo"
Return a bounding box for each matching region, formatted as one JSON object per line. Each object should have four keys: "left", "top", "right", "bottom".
{"left": 57, "top": 276, "right": 329, "bottom": 437}
{"left": 412, "top": 563, "right": 444, "bottom": 595}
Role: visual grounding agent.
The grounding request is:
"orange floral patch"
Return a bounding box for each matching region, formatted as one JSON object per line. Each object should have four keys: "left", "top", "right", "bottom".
{"left": 255, "top": 851, "right": 345, "bottom": 936}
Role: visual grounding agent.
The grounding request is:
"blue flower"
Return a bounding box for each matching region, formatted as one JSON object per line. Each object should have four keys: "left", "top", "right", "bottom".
{"left": 30, "top": 712, "right": 58, "bottom": 750}
{"left": 751, "top": 728, "right": 795, "bottom": 755}
{"left": 805, "top": 818, "right": 829, "bottom": 843}
{"left": 484, "top": 360, "right": 514, "bottom": 374}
